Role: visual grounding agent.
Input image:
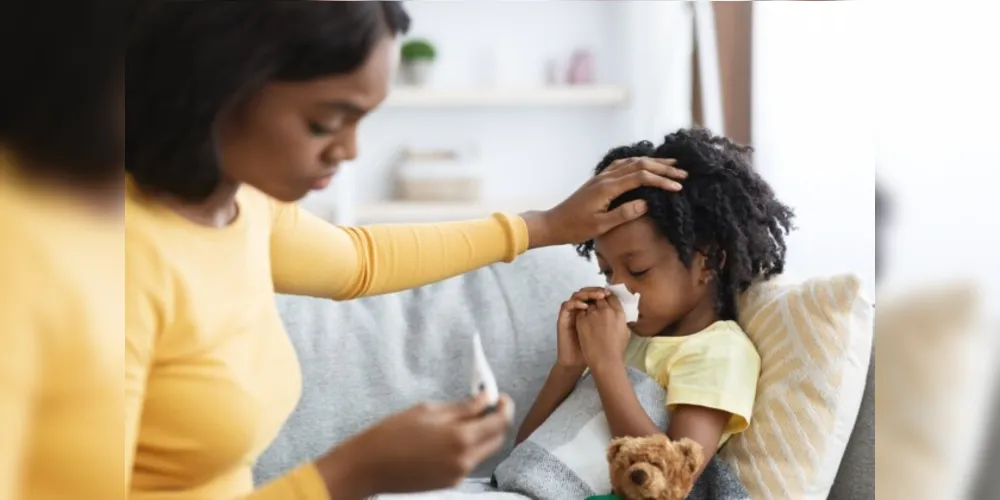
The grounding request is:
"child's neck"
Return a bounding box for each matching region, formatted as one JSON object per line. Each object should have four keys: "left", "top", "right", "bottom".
{"left": 659, "top": 296, "right": 721, "bottom": 338}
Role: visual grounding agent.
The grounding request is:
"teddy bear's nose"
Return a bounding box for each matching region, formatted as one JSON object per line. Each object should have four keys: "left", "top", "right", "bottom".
{"left": 629, "top": 469, "right": 648, "bottom": 485}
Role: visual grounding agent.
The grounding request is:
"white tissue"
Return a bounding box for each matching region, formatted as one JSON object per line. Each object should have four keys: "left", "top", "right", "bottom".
{"left": 608, "top": 284, "right": 641, "bottom": 323}
{"left": 470, "top": 333, "right": 499, "bottom": 406}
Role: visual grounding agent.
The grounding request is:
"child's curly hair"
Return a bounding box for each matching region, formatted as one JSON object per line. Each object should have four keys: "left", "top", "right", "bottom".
{"left": 576, "top": 128, "right": 796, "bottom": 320}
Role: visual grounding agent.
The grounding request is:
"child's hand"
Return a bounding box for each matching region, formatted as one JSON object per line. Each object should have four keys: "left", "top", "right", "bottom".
{"left": 557, "top": 288, "right": 608, "bottom": 369}
{"left": 575, "top": 293, "right": 630, "bottom": 372}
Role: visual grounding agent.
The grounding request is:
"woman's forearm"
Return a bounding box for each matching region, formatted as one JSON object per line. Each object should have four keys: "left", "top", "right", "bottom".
{"left": 516, "top": 365, "right": 585, "bottom": 444}
{"left": 590, "top": 361, "right": 661, "bottom": 439}
{"left": 269, "top": 202, "right": 533, "bottom": 299}
{"left": 314, "top": 444, "right": 372, "bottom": 500}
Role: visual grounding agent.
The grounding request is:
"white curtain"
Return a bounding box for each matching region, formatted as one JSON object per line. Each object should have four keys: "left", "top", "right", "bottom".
{"left": 691, "top": 0, "right": 725, "bottom": 136}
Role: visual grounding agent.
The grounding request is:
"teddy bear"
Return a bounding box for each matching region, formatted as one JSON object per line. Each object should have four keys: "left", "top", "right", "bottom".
{"left": 606, "top": 434, "right": 704, "bottom": 500}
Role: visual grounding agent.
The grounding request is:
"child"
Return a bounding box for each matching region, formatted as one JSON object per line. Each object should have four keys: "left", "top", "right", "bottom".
{"left": 515, "top": 128, "right": 795, "bottom": 481}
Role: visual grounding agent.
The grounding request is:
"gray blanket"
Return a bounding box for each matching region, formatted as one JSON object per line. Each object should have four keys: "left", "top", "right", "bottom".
{"left": 493, "top": 368, "right": 749, "bottom": 500}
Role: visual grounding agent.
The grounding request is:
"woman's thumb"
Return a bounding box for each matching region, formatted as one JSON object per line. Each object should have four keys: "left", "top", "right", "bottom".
{"left": 453, "top": 393, "right": 492, "bottom": 420}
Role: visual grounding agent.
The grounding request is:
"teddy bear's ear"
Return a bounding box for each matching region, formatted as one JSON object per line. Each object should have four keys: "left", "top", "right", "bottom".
{"left": 676, "top": 438, "right": 705, "bottom": 474}
{"left": 607, "top": 438, "right": 626, "bottom": 462}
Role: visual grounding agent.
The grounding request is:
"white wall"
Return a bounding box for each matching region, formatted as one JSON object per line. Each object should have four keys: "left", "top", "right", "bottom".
{"left": 870, "top": 2, "right": 1000, "bottom": 317}
{"left": 306, "top": 1, "right": 695, "bottom": 216}
{"left": 752, "top": 1, "right": 877, "bottom": 298}
{"left": 334, "top": 1, "right": 631, "bottom": 207}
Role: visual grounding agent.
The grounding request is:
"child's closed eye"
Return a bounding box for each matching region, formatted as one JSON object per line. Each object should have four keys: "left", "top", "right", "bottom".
{"left": 629, "top": 269, "right": 650, "bottom": 279}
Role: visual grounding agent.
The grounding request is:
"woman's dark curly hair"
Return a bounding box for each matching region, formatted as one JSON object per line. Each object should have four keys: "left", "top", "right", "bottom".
{"left": 126, "top": 1, "right": 410, "bottom": 202}
{"left": 576, "top": 128, "right": 796, "bottom": 320}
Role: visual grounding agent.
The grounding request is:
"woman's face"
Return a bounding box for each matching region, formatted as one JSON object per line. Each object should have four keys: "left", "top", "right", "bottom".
{"left": 594, "top": 217, "right": 712, "bottom": 337}
{"left": 216, "top": 36, "right": 398, "bottom": 202}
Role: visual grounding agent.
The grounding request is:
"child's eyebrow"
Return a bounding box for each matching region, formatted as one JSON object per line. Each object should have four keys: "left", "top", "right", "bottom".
{"left": 597, "top": 249, "right": 646, "bottom": 262}
{"left": 620, "top": 250, "right": 646, "bottom": 260}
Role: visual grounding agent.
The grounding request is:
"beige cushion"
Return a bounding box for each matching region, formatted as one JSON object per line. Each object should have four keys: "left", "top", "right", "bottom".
{"left": 875, "top": 284, "right": 985, "bottom": 500}
{"left": 719, "top": 274, "right": 873, "bottom": 500}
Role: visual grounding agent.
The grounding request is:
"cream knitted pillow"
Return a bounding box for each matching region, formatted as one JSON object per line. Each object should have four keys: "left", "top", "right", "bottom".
{"left": 719, "top": 274, "right": 873, "bottom": 500}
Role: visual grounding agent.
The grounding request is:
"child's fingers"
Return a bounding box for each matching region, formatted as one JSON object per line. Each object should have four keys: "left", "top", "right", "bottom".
{"left": 570, "top": 287, "right": 609, "bottom": 303}
{"left": 604, "top": 293, "right": 624, "bottom": 312}
{"left": 560, "top": 300, "right": 589, "bottom": 313}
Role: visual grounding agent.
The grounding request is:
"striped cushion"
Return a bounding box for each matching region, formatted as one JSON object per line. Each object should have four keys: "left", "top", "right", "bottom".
{"left": 719, "top": 274, "right": 873, "bottom": 500}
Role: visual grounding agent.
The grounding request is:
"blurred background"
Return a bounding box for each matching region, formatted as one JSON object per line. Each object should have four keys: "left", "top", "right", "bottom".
{"left": 297, "top": 1, "right": 1000, "bottom": 498}
{"left": 303, "top": 0, "right": 877, "bottom": 297}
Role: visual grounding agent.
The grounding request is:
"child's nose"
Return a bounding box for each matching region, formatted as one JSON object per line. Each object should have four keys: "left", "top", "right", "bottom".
{"left": 608, "top": 277, "right": 636, "bottom": 295}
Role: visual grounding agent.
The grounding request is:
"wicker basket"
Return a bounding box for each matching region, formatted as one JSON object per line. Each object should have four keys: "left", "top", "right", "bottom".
{"left": 394, "top": 148, "right": 482, "bottom": 202}
{"left": 397, "top": 177, "right": 481, "bottom": 202}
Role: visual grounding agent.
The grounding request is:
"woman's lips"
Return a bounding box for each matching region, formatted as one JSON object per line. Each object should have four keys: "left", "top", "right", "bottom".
{"left": 310, "top": 174, "right": 334, "bottom": 190}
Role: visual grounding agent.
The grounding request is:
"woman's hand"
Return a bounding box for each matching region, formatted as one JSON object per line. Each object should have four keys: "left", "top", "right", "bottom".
{"left": 557, "top": 287, "right": 610, "bottom": 369}
{"left": 575, "top": 294, "right": 631, "bottom": 373}
{"left": 523, "top": 157, "right": 686, "bottom": 248}
{"left": 317, "top": 394, "right": 514, "bottom": 499}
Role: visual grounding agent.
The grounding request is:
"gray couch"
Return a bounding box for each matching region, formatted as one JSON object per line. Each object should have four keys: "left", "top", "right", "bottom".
{"left": 255, "top": 246, "right": 874, "bottom": 499}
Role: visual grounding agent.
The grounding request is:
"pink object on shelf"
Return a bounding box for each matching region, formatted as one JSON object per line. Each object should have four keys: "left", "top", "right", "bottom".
{"left": 566, "top": 49, "right": 595, "bottom": 85}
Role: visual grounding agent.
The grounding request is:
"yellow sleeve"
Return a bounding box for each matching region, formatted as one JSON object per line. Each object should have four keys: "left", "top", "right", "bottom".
{"left": 250, "top": 463, "right": 330, "bottom": 499}
{"left": 662, "top": 334, "right": 761, "bottom": 434}
{"left": 0, "top": 255, "right": 38, "bottom": 499}
{"left": 268, "top": 201, "right": 529, "bottom": 299}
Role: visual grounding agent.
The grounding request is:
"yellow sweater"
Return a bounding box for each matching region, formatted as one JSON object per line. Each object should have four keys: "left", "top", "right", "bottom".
{"left": 0, "top": 161, "right": 122, "bottom": 500}
{"left": 125, "top": 181, "right": 529, "bottom": 499}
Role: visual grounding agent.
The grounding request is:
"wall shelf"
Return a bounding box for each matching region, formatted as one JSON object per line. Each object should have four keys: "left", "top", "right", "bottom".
{"left": 354, "top": 200, "right": 556, "bottom": 224}
{"left": 383, "top": 85, "right": 629, "bottom": 108}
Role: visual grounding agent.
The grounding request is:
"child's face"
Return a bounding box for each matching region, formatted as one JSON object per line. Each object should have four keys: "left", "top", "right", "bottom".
{"left": 594, "top": 217, "right": 711, "bottom": 337}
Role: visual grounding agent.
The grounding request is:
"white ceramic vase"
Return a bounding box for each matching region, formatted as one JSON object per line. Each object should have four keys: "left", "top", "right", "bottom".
{"left": 400, "top": 60, "right": 434, "bottom": 86}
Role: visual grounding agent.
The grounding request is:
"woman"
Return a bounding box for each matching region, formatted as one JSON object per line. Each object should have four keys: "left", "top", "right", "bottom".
{"left": 0, "top": 1, "right": 126, "bottom": 498}
{"left": 125, "top": 2, "right": 687, "bottom": 499}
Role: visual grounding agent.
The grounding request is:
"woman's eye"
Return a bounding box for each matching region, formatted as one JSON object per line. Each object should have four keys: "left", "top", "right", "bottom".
{"left": 306, "top": 116, "right": 345, "bottom": 136}
{"left": 599, "top": 269, "right": 612, "bottom": 280}
{"left": 630, "top": 269, "right": 650, "bottom": 278}
{"left": 307, "top": 121, "right": 332, "bottom": 135}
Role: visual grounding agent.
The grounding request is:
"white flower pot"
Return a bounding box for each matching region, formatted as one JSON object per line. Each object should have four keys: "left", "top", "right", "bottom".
{"left": 400, "top": 60, "right": 434, "bottom": 86}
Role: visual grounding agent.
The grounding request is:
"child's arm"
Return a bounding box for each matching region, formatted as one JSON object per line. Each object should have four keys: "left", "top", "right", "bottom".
{"left": 665, "top": 406, "right": 730, "bottom": 481}
{"left": 659, "top": 332, "right": 760, "bottom": 482}
{"left": 590, "top": 362, "right": 662, "bottom": 438}
{"left": 516, "top": 288, "right": 608, "bottom": 444}
{"left": 591, "top": 363, "right": 730, "bottom": 482}
{"left": 515, "top": 365, "right": 585, "bottom": 444}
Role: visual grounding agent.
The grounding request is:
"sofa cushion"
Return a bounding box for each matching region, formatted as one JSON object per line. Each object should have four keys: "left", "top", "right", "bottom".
{"left": 254, "top": 246, "right": 603, "bottom": 484}
{"left": 719, "top": 274, "right": 874, "bottom": 500}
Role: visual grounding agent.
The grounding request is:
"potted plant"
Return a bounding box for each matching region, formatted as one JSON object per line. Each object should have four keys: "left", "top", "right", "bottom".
{"left": 400, "top": 39, "right": 436, "bottom": 86}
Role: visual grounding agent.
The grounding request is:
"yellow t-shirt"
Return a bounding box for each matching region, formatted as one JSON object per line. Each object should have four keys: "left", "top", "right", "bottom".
{"left": 623, "top": 320, "right": 760, "bottom": 448}
{"left": 0, "top": 159, "right": 122, "bottom": 500}
{"left": 125, "top": 179, "right": 529, "bottom": 499}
